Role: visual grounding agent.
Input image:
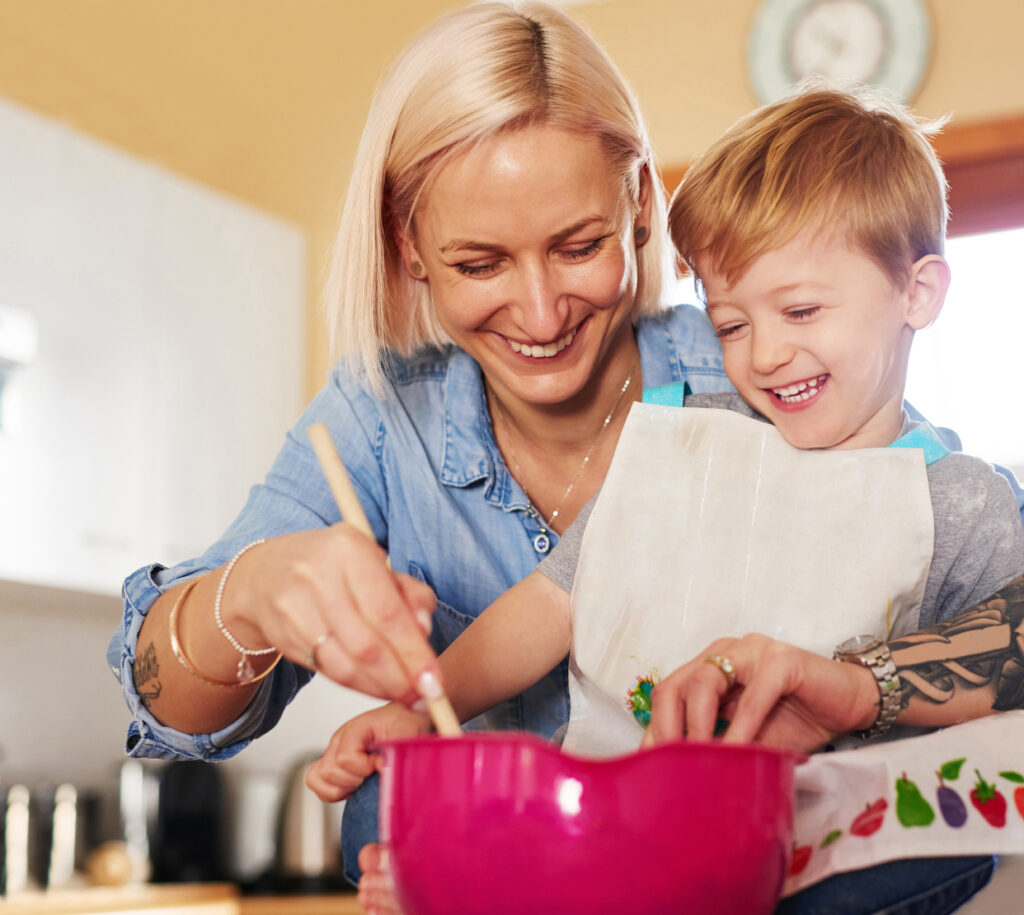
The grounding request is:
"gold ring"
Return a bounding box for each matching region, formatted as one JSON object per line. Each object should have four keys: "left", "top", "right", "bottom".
{"left": 307, "top": 633, "right": 329, "bottom": 671}
{"left": 705, "top": 654, "right": 737, "bottom": 689}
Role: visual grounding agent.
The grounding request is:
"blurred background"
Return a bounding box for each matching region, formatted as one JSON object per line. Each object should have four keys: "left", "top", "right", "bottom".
{"left": 0, "top": 0, "right": 1021, "bottom": 903}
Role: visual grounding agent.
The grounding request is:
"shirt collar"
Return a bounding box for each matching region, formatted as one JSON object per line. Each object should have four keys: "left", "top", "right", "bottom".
{"left": 437, "top": 320, "right": 675, "bottom": 502}
{"left": 439, "top": 348, "right": 499, "bottom": 487}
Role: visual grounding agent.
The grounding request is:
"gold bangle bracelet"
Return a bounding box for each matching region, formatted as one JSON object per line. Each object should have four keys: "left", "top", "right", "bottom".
{"left": 168, "top": 578, "right": 283, "bottom": 689}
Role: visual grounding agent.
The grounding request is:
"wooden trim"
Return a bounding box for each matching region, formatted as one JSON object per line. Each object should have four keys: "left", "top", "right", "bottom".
{"left": 934, "top": 114, "right": 1024, "bottom": 237}
{"left": 658, "top": 112, "right": 1024, "bottom": 239}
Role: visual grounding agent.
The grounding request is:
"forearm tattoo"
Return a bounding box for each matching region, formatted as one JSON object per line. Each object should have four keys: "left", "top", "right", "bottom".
{"left": 133, "top": 641, "right": 162, "bottom": 709}
{"left": 889, "top": 574, "right": 1024, "bottom": 711}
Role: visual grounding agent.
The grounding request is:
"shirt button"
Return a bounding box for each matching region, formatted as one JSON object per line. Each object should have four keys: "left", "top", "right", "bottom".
{"left": 533, "top": 533, "right": 551, "bottom": 554}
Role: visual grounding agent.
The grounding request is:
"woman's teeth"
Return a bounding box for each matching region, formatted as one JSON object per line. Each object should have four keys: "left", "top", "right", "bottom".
{"left": 772, "top": 375, "right": 827, "bottom": 403}
{"left": 508, "top": 328, "right": 576, "bottom": 358}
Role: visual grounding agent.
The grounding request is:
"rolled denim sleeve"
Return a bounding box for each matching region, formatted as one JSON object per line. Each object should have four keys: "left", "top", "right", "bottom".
{"left": 109, "top": 563, "right": 311, "bottom": 761}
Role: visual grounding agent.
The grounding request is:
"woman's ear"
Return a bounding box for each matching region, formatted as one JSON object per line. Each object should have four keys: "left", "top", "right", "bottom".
{"left": 634, "top": 164, "right": 654, "bottom": 249}
{"left": 395, "top": 230, "right": 427, "bottom": 280}
{"left": 905, "top": 255, "right": 950, "bottom": 330}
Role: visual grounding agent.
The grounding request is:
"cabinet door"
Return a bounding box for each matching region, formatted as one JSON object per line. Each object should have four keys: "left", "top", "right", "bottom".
{"left": 0, "top": 99, "right": 305, "bottom": 596}
{"left": 146, "top": 176, "right": 305, "bottom": 567}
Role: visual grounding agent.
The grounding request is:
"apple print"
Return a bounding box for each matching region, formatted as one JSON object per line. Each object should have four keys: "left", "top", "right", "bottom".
{"left": 850, "top": 798, "right": 887, "bottom": 837}
{"left": 789, "top": 843, "right": 812, "bottom": 877}
{"left": 999, "top": 771, "right": 1024, "bottom": 821}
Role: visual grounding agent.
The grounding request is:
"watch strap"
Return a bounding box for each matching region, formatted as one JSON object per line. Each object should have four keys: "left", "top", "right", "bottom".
{"left": 833, "top": 639, "right": 902, "bottom": 740}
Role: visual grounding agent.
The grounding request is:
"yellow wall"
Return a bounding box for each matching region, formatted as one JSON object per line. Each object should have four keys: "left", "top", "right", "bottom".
{"left": 1, "top": 0, "right": 1022, "bottom": 399}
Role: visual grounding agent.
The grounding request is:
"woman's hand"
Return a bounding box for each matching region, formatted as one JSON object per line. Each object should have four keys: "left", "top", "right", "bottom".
{"left": 220, "top": 525, "right": 438, "bottom": 703}
{"left": 642, "top": 633, "right": 881, "bottom": 753}
{"left": 305, "top": 703, "right": 432, "bottom": 803}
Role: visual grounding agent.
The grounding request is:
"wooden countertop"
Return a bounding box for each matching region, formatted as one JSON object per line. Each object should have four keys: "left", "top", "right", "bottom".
{"left": 0, "top": 886, "right": 364, "bottom": 914}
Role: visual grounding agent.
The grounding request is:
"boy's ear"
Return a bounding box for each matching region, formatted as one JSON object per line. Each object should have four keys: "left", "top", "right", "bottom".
{"left": 904, "top": 254, "right": 950, "bottom": 330}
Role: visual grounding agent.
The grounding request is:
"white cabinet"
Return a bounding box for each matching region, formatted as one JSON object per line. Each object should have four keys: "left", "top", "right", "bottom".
{"left": 0, "top": 98, "right": 305, "bottom": 597}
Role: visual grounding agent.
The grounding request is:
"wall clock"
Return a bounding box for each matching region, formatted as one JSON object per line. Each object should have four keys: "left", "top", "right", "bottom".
{"left": 747, "top": 0, "right": 932, "bottom": 105}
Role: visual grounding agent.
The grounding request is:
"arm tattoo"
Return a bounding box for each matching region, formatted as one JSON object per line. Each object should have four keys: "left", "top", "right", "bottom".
{"left": 888, "top": 574, "right": 1024, "bottom": 711}
{"left": 133, "top": 641, "right": 162, "bottom": 709}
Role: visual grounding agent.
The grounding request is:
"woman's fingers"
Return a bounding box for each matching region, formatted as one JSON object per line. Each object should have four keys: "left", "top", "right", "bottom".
{"left": 233, "top": 525, "right": 439, "bottom": 702}
{"left": 319, "top": 525, "right": 439, "bottom": 702}
{"left": 646, "top": 638, "right": 740, "bottom": 745}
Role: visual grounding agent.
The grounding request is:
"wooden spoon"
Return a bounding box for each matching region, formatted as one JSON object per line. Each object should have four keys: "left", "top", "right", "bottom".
{"left": 307, "top": 422, "right": 461, "bottom": 737}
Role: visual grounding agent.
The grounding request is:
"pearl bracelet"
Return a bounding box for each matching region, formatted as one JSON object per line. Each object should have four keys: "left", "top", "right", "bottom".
{"left": 168, "top": 578, "right": 282, "bottom": 689}
{"left": 213, "top": 539, "right": 279, "bottom": 681}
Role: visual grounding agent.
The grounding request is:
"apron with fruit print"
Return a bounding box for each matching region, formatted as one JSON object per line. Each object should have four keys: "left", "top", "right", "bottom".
{"left": 565, "top": 399, "right": 1024, "bottom": 891}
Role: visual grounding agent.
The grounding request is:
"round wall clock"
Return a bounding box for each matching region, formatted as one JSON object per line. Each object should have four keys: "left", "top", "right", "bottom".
{"left": 747, "top": 0, "right": 932, "bottom": 105}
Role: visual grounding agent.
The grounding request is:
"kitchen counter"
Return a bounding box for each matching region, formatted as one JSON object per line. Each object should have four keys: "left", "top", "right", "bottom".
{"left": 0, "top": 886, "right": 364, "bottom": 914}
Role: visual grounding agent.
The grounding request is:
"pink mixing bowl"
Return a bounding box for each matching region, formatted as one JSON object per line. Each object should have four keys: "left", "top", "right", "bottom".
{"left": 379, "top": 732, "right": 801, "bottom": 915}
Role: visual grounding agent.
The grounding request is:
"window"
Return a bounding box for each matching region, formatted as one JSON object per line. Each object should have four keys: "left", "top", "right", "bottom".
{"left": 907, "top": 226, "right": 1024, "bottom": 473}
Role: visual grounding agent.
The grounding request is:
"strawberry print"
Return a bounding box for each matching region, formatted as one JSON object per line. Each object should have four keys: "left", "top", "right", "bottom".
{"left": 971, "top": 769, "right": 1007, "bottom": 828}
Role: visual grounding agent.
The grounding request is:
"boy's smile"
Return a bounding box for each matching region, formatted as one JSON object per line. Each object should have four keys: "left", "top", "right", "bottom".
{"left": 699, "top": 225, "right": 946, "bottom": 451}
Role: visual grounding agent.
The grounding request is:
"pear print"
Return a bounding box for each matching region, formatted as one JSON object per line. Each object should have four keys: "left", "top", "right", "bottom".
{"left": 895, "top": 772, "right": 935, "bottom": 827}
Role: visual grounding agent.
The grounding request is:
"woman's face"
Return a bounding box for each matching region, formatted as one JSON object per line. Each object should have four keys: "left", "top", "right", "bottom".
{"left": 405, "top": 124, "right": 649, "bottom": 408}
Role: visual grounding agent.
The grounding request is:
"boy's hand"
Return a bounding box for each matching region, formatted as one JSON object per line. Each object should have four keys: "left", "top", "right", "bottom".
{"left": 305, "top": 703, "right": 432, "bottom": 802}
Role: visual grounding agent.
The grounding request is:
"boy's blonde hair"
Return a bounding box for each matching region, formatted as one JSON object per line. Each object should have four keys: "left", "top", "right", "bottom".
{"left": 327, "top": 1, "right": 673, "bottom": 392}
{"left": 669, "top": 86, "right": 949, "bottom": 294}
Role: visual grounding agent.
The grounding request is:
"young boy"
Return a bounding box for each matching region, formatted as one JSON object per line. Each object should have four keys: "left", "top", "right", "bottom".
{"left": 308, "top": 88, "right": 1024, "bottom": 796}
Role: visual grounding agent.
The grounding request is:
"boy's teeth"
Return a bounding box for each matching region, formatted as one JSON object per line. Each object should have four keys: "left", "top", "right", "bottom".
{"left": 772, "top": 375, "right": 826, "bottom": 402}
{"left": 508, "top": 328, "right": 576, "bottom": 358}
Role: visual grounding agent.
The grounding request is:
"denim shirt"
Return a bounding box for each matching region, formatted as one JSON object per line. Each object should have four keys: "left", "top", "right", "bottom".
{"left": 110, "top": 305, "right": 733, "bottom": 761}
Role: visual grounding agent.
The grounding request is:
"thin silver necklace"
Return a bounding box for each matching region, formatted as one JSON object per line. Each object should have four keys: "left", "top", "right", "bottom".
{"left": 492, "top": 357, "right": 637, "bottom": 547}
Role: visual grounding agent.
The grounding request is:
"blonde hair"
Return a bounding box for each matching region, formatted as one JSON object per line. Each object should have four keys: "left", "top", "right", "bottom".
{"left": 326, "top": 1, "right": 672, "bottom": 392}
{"left": 669, "top": 86, "right": 949, "bottom": 294}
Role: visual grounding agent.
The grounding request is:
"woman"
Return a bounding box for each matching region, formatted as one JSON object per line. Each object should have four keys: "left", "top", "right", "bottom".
{"left": 111, "top": 2, "right": 1019, "bottom": 912}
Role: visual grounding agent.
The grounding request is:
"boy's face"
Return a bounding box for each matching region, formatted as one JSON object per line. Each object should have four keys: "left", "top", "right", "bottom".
{"left": 699, "top": 226, "right": 922, "bottom": 451}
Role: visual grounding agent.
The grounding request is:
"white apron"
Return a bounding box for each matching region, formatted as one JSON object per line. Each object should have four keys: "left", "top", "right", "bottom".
{"left": 565, "top": 403, "right": 934, "bottom": 758}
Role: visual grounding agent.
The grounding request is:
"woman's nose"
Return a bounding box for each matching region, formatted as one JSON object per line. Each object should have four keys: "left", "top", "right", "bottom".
{"left": 749, "top": 326, "right": 795, "bottom": 375}
{"left": 512, "top": 263, "right": 570, "bottom": 342}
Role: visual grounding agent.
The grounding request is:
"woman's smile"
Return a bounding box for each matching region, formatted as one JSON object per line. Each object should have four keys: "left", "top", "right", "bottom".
{"left": 503, "top": 326, "right": 579, "bottom": 358}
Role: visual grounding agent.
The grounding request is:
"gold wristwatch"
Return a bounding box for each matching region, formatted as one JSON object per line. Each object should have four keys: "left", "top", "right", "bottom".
{"left": 833, "top": 634, "right": 902, "bottom": 740}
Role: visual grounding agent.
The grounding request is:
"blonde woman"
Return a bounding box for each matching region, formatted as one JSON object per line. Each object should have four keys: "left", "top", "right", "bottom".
{"left": 112, "top": 0, "right": 724, "bottom": 874}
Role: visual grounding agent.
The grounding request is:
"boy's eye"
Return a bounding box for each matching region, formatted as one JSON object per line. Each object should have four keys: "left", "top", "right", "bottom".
{"left": 715, "top": 322, "right": 746, "bottom": 339}
{"left": 787, "top": 305, "right": 821, "bottom": 321}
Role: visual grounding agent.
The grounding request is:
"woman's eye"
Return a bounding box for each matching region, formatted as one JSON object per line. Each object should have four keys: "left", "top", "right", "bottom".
{"left": 561, "top": 236, "right": 606, "bottom": 260}
{"left": 715, "top": 323, "right": 745, "bottom": 339}
{"left": 455, "top": 260, "right": 501, "bottom": 277}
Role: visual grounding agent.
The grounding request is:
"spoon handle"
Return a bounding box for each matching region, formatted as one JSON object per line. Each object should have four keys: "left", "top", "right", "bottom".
{"left": 307, "top": 422, "right": 461, "bottom": 737}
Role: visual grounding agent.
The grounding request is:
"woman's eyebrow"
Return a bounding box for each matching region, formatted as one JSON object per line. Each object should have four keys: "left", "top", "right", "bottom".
{"left": 439, "top": 215, "right": 612, "bottom": 255}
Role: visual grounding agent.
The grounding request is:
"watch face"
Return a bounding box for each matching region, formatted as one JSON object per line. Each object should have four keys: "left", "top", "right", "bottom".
{"left": 840, "top": 634, "right": 881, "bottom": 653}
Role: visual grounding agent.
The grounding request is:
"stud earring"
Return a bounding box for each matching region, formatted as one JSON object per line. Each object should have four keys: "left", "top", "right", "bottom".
{"left": 634, "top": 225, "right": 648, "bottom": 244}
{"left": 410, "top": 261, "right": 425, "bottom": 278}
